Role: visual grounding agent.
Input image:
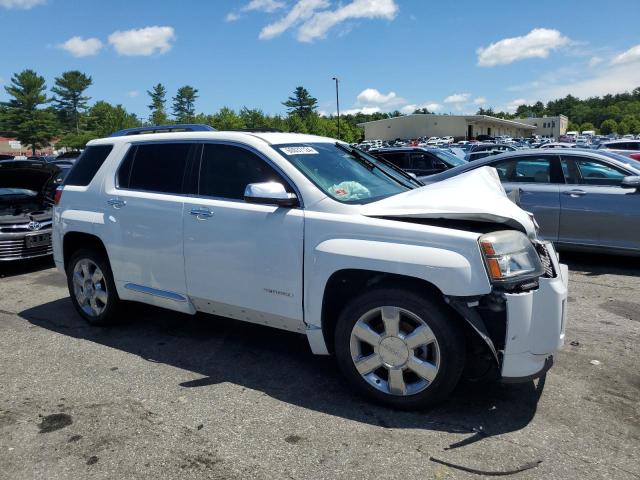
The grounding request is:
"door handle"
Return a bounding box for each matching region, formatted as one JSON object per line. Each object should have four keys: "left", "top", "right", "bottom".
{"left": 107, "top": 198, "right": 126, "bottom": 208}
{"left": 190, "top": 207, "right": 213, "bottom": 219}
{"left": 563, "top": 189, "right": 586, "bottom": 197}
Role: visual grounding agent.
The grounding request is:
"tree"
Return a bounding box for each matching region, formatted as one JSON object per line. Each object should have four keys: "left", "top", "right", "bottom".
{"left": 599, "top": 119, "right": 617, "bottom": 135}
{"left": 172, "top": 86, "right": 199, "bottom": 123}
{"left": 239, "top": 107, "right": 267, "bottom": 129}
{"left": 567, "top": 121, "right": 580, "bottom": 132}
{"left": 147, "top": 83, "right": 168, "bottom": 125}
{"left": 579, "top": 122, "right": 595, "bottom": 133}
{"left": 2, "top": 69, "right": 56, "bottom": 154}
{"left": 413, "top": 107, "right": 430, "bottom": 114}
{"left": 211, "top": 107, "right": 244, "bottom": 130}
{"left": 51, "top": 70, "right": 92, "bottom": 134}
{"left": 87, "top": 101, "right": 139, "bottom": 137}
{"left": 282, "top": 86, "right": 317, "bottom": 118}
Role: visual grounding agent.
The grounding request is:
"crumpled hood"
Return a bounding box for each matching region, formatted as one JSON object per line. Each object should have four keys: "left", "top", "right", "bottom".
{"left": 360, "top": 166, "right": 537, "bottom": 236}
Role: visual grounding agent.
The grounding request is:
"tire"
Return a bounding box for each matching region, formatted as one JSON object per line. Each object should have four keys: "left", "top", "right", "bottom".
{"left": 66, "top": 248, "right": 121, "bottom": 326}
{"left": 334, "top": 286, "right": 465, "bottom": 410}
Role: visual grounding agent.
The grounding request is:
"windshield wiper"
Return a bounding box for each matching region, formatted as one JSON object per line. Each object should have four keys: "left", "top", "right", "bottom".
{"left": 335, "top": 143, "right": 421, "bottom": 189}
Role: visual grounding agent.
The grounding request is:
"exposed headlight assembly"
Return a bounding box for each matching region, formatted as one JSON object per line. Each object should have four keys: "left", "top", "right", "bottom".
{"left": 479, "top": 230, "right": 544, "bottom": 284}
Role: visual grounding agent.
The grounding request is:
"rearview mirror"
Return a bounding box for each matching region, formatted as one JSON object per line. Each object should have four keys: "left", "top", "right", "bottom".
{"left": 621, "top": 176, "right": 640, "bottom": 190}
{"left": 244, "top": 182, "right": 298, "bottom": 207}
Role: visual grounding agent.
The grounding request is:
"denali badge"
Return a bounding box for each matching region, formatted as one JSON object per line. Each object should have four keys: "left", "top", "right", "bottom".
{"left": 264, "top": 288, "right": 293, "bottom": 297}
{"left": 27, "top": 221, "right": 42, "bottom": 231}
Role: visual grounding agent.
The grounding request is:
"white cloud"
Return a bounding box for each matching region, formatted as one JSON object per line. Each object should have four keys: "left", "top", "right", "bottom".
{"left": 127, "top": 90, "right": 139, "bottom": 98}
{"left": 473, "top": 97, "right": 487, "bottom": 105}
{"left": 341, "top": 106, "right": 382, "bottom": 115}
{"left": 108, "top": 26, "right": 175, "bottom": 56}
{"left": 58, "top": 36, "right": 103, "bottom": 57}
{"left": 443, "top": 92, "right": 471, "bottom": 103}
{"left": 226, "top": 12, "right": 240, "bottom": 22}
{"left": 297, "top": 0, "right": 398, "bottom": 42}
{"left": 242, "top": 0, "right": 285, "bottom": 12}
{"left": 356, "top": 88, "right": 403, "bottom": 106}
{"left": 260, "top": 0, "right": 329, "bottom": 40}
{"left": 400, "top": 102, "right": 441, "bottom": 114}
{"left": 477, "top": 28, "right": 571, "bottom": 67}
{"left": 540, "top": 63, "right": 640, "bottom": 100}
{"left": 588, "top": 56, "right": 603, "bottom": 67}
{"left": 259, "top": 0, "right": 398, "bottom": 42}
{"left": 611, "top": 44, "right": 640, "bottom": 65}
{"left": 0, "top": 0, "right": 45, "bottom": 9}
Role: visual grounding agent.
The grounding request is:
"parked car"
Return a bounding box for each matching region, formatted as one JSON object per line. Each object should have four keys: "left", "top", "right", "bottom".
{"left": 52, "top": 124, "right": 567, "bottom": 409}
{"left": 539, "top": 142, "right": 576, "bottom": 149}
{"left": 0, "top": 154, "right": 15, "bottom": 162}
{"left": 597, "top": 139, "right": 640, "bottom": 159}
{"left": 0, "top": 160, "right": 70, "bottom": 261}
{"left": 466, "top": 143, "right": 516, "bottom": 161}
{"left": 421, "top": 149, "right": 640, "bottom": 255}
{"left": 368, "top": 147, "right": 466, "bottom": 177}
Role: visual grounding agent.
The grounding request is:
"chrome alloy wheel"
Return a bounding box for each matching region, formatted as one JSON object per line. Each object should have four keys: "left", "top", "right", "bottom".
{"left": 72, "top": 259, "right": 108, "bottom": 317}
{"left": 349, "top": 306, "right": 440, "bottom": 396}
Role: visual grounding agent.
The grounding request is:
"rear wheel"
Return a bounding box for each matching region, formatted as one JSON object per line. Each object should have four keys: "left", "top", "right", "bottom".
{"left": 334, "top": 287, "right": 465, "bottom": 409}
{"left": 67, "top": 248, "right": 120, "bottom": 326}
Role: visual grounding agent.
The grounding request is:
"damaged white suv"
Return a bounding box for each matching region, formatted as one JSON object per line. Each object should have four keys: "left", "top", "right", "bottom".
{"left": 53, "top": 125, "right": 568, "bottom": 409}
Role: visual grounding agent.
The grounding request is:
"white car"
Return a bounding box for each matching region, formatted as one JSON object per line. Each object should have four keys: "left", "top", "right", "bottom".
{"left": 426, "top": 137, "right": 440, "bottom": 146}
{"left": 53, "top": 125, "right": 568, "bottom": 409}
{"left": 441, "top": 136, "right": 454, "bottom": 144}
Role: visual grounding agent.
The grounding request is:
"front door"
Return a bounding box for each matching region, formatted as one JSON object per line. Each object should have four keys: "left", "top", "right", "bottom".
{"left": 183, "top": 143, "right": 305, "bottom": 331}
{"left": 559, "top": 156, "right": 640, "bottom": 251}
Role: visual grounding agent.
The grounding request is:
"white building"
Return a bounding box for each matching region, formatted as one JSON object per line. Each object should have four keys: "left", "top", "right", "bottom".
{"left": 358, "top": 114, "right": 539, "bottom": 141}
{"left": 518, "top": 115, "right": 568, "bottom": 138}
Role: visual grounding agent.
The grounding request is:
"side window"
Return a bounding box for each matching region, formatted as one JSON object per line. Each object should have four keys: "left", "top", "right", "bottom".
{"left": 409, "top": 153, "right": 433, "bottom": 171}
{"left": 379, "top": 153, "right": 409, "bottom": 169}
{"left": 64, "top": 145, "right": 113, "bottom": 186}
{"left": 121, "top": 143, "right": 193, "bottom": 194}
{"left": 566, "top": 157, "right": 627, "bottom": 186}
{"left": 492, "top": 157, "right": 552, "bottom": 183}
{"left": 199, "top": 144, "right": 289, "bottom": 200}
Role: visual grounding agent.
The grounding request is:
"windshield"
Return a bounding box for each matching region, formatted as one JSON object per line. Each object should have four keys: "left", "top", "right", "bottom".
{"left": 431, "top": 149, "right": 466, "bottom": 167}
{"left": 274, "top": 142, "right": 413, "bottom": 203}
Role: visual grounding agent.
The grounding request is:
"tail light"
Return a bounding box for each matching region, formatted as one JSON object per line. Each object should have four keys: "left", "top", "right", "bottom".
{"left": 629, "top": 153, "right": 640, "bottom": 161}
{"left": 54, "top": 186, "right": 63, "bottom": 205}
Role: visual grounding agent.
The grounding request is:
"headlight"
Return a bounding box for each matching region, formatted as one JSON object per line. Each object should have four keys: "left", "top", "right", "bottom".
{"left": 479, "top": 230, "right": 544, "bottom": 283}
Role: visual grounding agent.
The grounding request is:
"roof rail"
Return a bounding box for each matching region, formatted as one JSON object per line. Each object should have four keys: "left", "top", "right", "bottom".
{"left": 110, "top": 124, "right": 216, "bottom": 137}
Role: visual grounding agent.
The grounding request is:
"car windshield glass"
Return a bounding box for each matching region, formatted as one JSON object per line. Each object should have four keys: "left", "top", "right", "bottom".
{"left": 596, "top": 151, "right": 640, "bottom": 172}
{"left": 274, "top": 142, "right": 413, "bottom": 203}
{"left": 431, "top": 149, "right": 466, "bottom": 166}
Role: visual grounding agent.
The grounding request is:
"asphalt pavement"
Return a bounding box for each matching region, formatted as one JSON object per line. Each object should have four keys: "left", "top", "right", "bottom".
{"left": 0, "top": 252, "right": 638, "bottom": 480}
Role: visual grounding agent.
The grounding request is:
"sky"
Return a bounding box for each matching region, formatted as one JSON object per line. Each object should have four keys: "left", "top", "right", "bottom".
{"left": 1, "top": 0, "right": 639, "bottom": 121}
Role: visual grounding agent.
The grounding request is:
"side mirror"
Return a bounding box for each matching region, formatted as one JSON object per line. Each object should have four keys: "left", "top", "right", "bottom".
{"left": 622, "top": 176, "right": 640, "bottom": 190}
{"left": 244, "top": 182, "right": 298, "bottom": 207}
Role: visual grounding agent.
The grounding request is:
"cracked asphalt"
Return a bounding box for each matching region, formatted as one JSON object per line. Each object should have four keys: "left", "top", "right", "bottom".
{"left": 0, "top": 253, "right": 638, "bottom": 479}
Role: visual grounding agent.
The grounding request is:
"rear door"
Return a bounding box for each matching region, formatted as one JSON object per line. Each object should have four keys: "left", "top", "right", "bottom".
{"left": 490, "top": 155, "right": 561, "bottom": 241}
{"left": 103, "top": 142, "right": 197, "bottom": 308}
{"left": 558, "top": 156, "right": 640, "bottom": 251}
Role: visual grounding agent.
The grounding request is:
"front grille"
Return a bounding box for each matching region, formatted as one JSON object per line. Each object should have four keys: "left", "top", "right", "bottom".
{"left": 535, "top": 243, "right": 556, "bottom": 278}
{"left": 0, "top": 237, "right": 52, "bottom": 260}
{"left": 0, "top": 220, "right": 52, "bottom": 233}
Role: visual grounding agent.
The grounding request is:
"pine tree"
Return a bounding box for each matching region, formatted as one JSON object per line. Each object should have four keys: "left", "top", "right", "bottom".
{"left": 172, "top": 86, "right": 199, "bottom": 123}
{"left": 51, "top": 70, "right": 92, "bottom": 134}
{"left": 282, "top": 86, "right": 317, "bottom": 118}
{"left": 2, "top": 69, "right": 56, "bottom": 154}
{"left": 147, "top": 83, "right": 168, "bottom": 125}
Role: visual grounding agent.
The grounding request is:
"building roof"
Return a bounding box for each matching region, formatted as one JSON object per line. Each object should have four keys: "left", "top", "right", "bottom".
{"left": 357, "top": 113, "right": 536, "bottom": 129}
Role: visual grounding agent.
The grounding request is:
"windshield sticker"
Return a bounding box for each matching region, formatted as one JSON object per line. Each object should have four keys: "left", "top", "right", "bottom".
{"left": 280, "top": 146, "right": 319, "bottom": 155}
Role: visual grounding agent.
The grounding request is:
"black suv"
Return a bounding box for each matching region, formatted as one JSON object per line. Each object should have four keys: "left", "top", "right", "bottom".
{"left": 368, "top": 147, "right": 466, "bottom": 177}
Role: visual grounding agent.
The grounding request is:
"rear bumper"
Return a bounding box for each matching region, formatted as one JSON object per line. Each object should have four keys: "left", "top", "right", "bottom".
{"left": 500, "top": 245, "right": 568, "bottom": 382}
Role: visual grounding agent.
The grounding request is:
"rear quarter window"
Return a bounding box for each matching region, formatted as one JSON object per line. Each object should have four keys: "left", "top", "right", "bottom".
{"left": 63, "top": 145, "right": 113, "bottom": 186}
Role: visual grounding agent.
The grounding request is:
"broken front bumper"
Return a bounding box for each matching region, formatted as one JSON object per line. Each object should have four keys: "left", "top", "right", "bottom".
{"left": 500, "top": 244, "right": 568, "bottom": 381}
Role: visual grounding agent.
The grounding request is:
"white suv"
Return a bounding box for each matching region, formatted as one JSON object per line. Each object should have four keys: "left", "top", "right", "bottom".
{"left": 53, "top": 125, "right": 568, "bottom": 409}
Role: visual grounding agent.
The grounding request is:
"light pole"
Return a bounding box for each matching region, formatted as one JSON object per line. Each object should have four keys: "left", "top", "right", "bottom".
{"left": 332, "top": 77, "right": 340, "bottom": 140}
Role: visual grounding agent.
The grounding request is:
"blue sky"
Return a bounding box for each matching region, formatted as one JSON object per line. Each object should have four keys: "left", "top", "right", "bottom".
{"left": 1, "top": 0, "right": 639, "bottom": 121}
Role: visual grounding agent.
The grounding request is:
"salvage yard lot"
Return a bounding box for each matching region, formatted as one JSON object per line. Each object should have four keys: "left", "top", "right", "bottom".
{"left": 0, "top": 254, "right": 638, "bottom": 480}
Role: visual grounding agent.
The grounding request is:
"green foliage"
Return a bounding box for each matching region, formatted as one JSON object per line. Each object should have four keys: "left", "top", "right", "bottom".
{"left": 579, "top": 122, "right": 595, "bottom": 133}
{"left": 87, "top": 101, "right": 140, "bottom": 138}
{"left": 599, "top": 119, "right": 617, "bottom": 135}
{"left": 147, "top": 83, "right": 168, "bottom": 125}
{"left": 283, "top": 86, "right": 318, "bottom": 117}
{"left": 1, "top": 69, "right": 57, "bottom": 154}
{"left": 172, "top": 85, "right": 199, "bottom": 123}
{"left": 567, "top": 122, "right": 580, "bottom": 132}
{"left": 51, "top": 70, "right": 92, "bottom": 134}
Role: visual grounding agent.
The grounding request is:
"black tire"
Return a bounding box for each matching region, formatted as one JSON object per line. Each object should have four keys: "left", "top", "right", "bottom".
{"left": 66, "top": 248, "right": 120, "bottom": 326}
{"left": 334, "top": 286, "right": 465, "bottom": 410}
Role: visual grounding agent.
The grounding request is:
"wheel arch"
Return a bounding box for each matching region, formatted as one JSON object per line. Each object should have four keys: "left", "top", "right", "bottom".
{"left": 62, "top": 231, "right": 109, "bottom": 270}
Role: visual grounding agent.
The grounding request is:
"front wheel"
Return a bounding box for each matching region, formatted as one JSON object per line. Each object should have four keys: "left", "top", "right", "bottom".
{"left": 334, "top": 287, "right": 465, "bottom": 409}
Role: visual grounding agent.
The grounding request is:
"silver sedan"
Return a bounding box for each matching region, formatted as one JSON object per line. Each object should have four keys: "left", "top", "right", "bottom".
{"left": 421, "top": 149, "right": 640, "bottom": 255}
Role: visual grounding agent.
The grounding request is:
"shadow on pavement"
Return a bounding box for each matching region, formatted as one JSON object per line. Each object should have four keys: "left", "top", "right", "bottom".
{"left": 559, "top": 251, "right": 640, "bottom": 277}
{"left": 0, "top": 256, "right": 55, "bottom": 279}
{"left": 21, "top": 297, "right": 545, "bottom": 446}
